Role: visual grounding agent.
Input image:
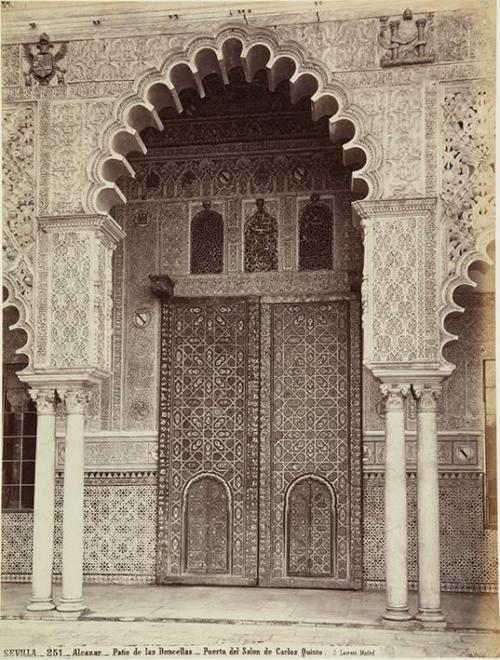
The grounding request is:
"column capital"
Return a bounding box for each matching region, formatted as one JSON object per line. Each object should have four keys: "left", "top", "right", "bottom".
{"left": 28, "top": 389, "right": 57, "bottom": 415}
{"left": 61, "top": 387, "right": 88, "bottom": 415}
{"left": 380, "top": 383, "right": 411, "bottom": 410}
{"left": 413, "top": 384, "right": 442, "bottom": 412}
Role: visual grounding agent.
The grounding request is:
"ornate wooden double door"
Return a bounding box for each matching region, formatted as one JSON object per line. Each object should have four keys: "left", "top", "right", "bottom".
{"left": 157, "top": 297, "right": 362, "bottom": 588}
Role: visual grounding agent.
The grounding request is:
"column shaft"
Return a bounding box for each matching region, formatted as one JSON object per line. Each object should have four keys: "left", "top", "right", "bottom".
{"left": 415, "top": 386, "right": 445, "bottom": 624}
{"left": 27, "top": 389, "right": 57, "bottom": 611}
{"left": 382, "top": 385, "right": 411, "bottom": 621}
{"left": 57, "top": 388, "right": 87, "bottom": 613}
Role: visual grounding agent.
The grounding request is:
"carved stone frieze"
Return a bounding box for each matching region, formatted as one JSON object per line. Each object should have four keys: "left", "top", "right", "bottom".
{"left": 434, "top": 10, "right": 495, "bottom": 63}
{"left": 2, "top": 103, "right": 37, "bottom": 366}
{"left": 66, "top": 34, "right": 191, "bottom": 82}
{"left": 350, "top": 84, "right": 425, "bottom": 198}
{"left": 41, "top": 99, "right": 113, "bottom": 215}
{"left": 440, "top": 79, "right": 495, "bottom": 276}
{"left": 1, "top": 44, "right": 21, "bottom": 86}
{"left": 274, "top": 19, "right": 378, "bottom": 71}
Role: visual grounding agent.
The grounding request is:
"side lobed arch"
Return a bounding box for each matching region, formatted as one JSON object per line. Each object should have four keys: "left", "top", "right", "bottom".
{"left": 2, "top": 277, "right": 34, "bottom": 371}
{"left": 82, "top": 25, "right": 383, "bottom": 217}
{"left": 439, "top": 228, "right": 495, "bottom": 367}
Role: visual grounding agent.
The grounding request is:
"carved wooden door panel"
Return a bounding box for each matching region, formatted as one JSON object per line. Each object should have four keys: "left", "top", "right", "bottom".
{"left": 157, "top": 297, "right": 361, "bottom": 588}
{"left": 157, "top": 297, "right": 259, "bottom": 585}
{"left": 258, "top": 300, "right": 362, "bottom": 588}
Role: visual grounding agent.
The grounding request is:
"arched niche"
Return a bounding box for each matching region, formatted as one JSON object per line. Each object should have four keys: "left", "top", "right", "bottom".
{"left": 183, "top": 474, "right": 231, "bottom": 575}
{"left": 286, "top": 474, "right": 337, "bottom": 578}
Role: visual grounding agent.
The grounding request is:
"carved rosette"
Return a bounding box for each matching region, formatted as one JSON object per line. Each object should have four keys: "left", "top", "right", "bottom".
{"left": 28, "top": 388, "right": 57, "bottom": 415}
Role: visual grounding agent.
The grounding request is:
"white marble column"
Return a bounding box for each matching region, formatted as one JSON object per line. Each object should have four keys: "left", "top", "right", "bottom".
{"left": 381, "top": 384, "right": 412, "bottom": 622}
{"left": 57, "top": 387, "right": 87, "bottom": 613}
{"left": 26, "top": 389, "right": 57, "bottom": 611}
{"left": 414, "top": 385, "right": 446, "bottom": 625}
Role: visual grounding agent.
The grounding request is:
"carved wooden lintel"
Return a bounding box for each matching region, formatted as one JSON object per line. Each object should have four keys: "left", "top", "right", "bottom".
{"left": 149, "top": 274, "right": 175, "bottom": 300}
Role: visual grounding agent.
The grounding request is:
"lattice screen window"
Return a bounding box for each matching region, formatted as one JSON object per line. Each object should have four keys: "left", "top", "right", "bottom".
{"left": 244, "top": 198, "right": 278, "bottom": 272}
{"left": 298, "top": 195, "right": 333, "bottom": 271}
{"left": 190, "top": 202, "right": 224, "bottom": 274}
{"left": 484, "top": 359, "right": 497, "bottom": 528}
{"left": 2, "top": 365, "right": 36, "bottom": 511}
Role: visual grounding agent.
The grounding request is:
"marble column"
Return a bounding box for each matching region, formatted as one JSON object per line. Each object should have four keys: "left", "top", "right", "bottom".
{"left": 57, "top": 387, "right": 87, "bottom": 613}
{"left": 414, "top": 385, "right": 445, "bottom": 624}
{"left": 26, "top": 389, "right": 57, "bottom": 611}
{"left": 381, "top": 384, "right": 412, "bottom": 621}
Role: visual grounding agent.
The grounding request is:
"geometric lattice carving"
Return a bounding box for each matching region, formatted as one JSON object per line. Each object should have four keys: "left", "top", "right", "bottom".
{"left": 260, "top": 300, "right": 362, "bottom": 588}
{"left": 190, "top": 202, "right": 224, "bottom": 274}
{"left": 287, "top": 476, "right": 335, "bottom": 577}
{"left": 441, "top": 81, "right": 495, "bottom": 274}
{"left": 244, "top": 198, "right": 278, "bottom": 272}
{"left": 157, "top": 298, "right": 259, "bottom": 584}
{"left": 184, "top": 476, "right": 230, "bottom": 574}
{"left": 355, "top": 199, "right": 438, "bottom": 364}
{"left": 298, "top": 194, "right": 333, "bottom": 270}
{"left": 50, "top": 232, "right": 90, "bottom": 367}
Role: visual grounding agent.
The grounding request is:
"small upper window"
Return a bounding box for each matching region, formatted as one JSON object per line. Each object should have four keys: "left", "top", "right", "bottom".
{"left": 244, "top": 198, "right": 278, "bottom": 273}
{"left": 298, "top": 194, "right": 333, "bottom": 271}
{"left": 190, "top": 201, "right": 224, "bottom": 274}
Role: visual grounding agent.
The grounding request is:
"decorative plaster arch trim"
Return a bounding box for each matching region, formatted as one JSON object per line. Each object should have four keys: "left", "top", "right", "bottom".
{"left": 284, "top": 473, "right": 338, "bottom": 576}
{"left": 284, "top": 473, "right": 337, "bottom": 509}
{"left": 82, "top": 25, "right": 382, "bottom": 216}
{"left": 439, "top": 227, "right": 495, "bottom": 365}
{"left": 2, "top": 274, "right": 33, "bottom": 371}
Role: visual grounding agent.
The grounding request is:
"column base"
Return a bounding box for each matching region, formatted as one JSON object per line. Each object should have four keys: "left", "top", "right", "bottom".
{"left": 57, "top": 597, "right": 86, "bottom": 613}
{"left": 416, "top": 608, "right": 447, "bottom": 629}
{"left": 26, "top": 598, "right": 56, "bottom": 612}
{"left": 383, "top": 606, "right": 413, "bottom": 622}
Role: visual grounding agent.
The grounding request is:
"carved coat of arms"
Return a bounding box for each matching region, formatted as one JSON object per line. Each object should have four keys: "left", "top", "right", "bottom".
{"left": 23, "top": 32, "right": 68, "bottom": 85}
{"left": 378, "top": 8, "right": 434, "bottom": 66}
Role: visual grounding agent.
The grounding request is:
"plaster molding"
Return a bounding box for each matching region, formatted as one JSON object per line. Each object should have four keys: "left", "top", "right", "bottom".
{"left": 353, "top": 197, "right": 437, "bottom": 220}
{"left": 37, "top": 214, "right": 126, "bottom": 245}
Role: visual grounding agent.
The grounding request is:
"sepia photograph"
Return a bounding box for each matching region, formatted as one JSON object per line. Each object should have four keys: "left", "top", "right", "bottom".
{"left": 1, "top": 0, "right": 498, "bottom": 656}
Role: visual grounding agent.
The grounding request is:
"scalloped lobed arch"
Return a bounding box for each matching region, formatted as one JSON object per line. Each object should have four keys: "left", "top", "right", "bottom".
{"left": 82, "top": 26, "right": 383, "bottom": 216}
{"left": 439, "top": 227, "right": 495, "bottom": 366}
{"left": 2, "top": 279, "right": 33, "bottom": 371}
